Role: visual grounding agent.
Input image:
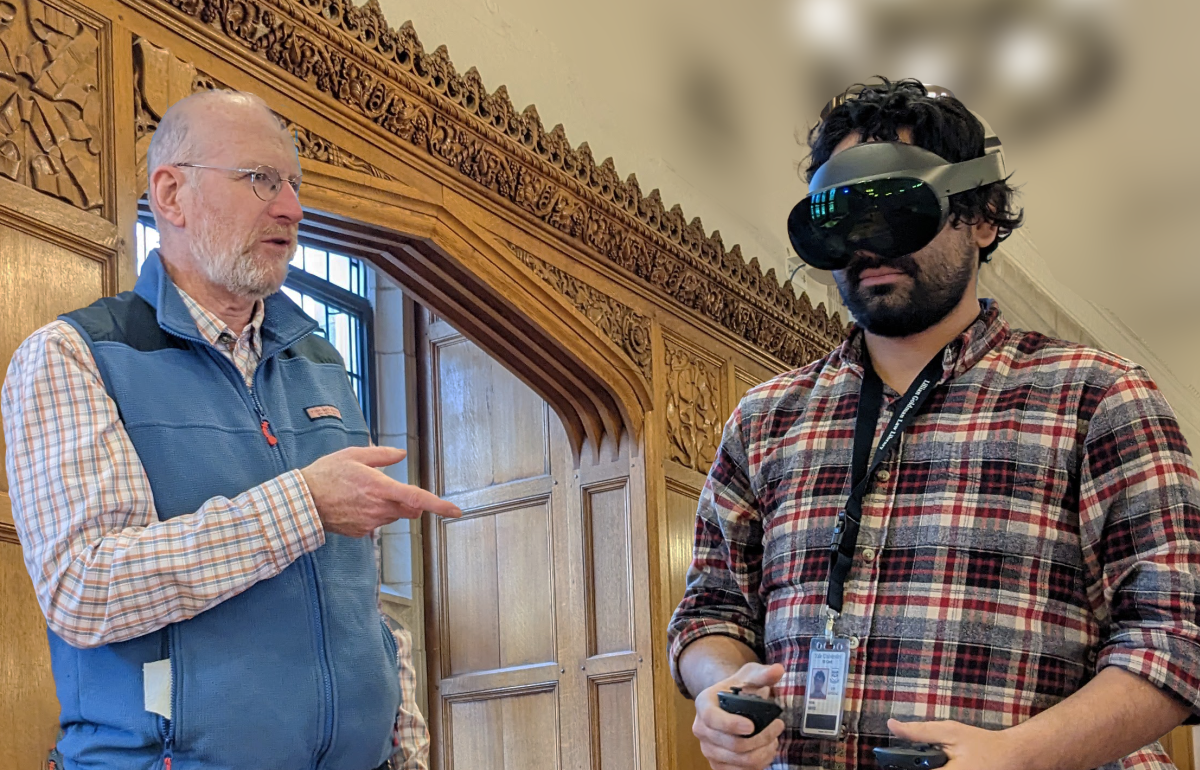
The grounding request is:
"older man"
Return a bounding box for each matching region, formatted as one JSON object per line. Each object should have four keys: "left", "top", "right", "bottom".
{"left": 1, "top": 90, "right": 459, "bottom": 770}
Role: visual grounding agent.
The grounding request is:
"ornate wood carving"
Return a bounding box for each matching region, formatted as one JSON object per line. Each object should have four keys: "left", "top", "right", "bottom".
{"left": 507, "top": 242, "right": 652, "bottom": 382}
{"left": 146, "top": 0, "right": 846, "bottom": 366}
{"left": 132, "top": 36, "right": 394, "bottom": 180}
{"left": 132, "top": 37, "right": 217, "bottom": 142}
{"left": 0, "top": 0, "right": 104, "bottom": 212}
{"left": 287, "top": 120, "right": 394, "bottom": 179}
{"left": 663, "top": 337, "right": 722, "bottom": 473}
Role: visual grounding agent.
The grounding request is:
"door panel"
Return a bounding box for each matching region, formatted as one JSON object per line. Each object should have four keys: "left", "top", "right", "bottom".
{"left": 0, "top": 217, "right": 111, "bottom": 493}
{"left": 421, "top": 309, "right": 651, "bottom": 769}
{"left": 593, "top": 677, "right": 637, "bottom": 770}
{"left": 423, "top": 311, "right": 572, "bottom": 769}
{"left": 448, "top": 690, "right": 561, "bottom": 770}
{"left": 494, "top": 501, "right": 555, "bottom": 668}
{"left": 585, "top": 482, "right": 634, "bottom": 657}
{"left": 434, "top": 335, "right": 549, "bottom": 495}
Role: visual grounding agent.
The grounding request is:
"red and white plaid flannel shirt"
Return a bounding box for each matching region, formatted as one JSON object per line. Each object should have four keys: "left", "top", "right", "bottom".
{"left": 669, "top": 301, "right": 1200, "bottom": 770}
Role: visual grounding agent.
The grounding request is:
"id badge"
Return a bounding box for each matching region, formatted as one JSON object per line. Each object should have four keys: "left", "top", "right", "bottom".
{"left": 801, "top": 636, "right": 851, "bottom": 738}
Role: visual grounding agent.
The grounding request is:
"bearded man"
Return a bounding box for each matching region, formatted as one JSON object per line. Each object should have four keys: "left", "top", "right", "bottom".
{"left": 668, "top": 79, "right": 1200, "bottom": 770}
{"left": 2, "top": 89, "right": 462, "bottom": 770}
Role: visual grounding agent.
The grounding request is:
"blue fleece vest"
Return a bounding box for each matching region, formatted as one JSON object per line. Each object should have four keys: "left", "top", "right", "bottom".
{"left": 51, "top": 252, "right": 400, "bottom": 770}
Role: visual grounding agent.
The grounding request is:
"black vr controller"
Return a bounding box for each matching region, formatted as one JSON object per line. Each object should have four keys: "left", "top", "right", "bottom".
{"left": 873, "top": 744, "right": 949, "bottom": 769}
{"left": 716, "top": 687, "right": 783, "bottom": 737}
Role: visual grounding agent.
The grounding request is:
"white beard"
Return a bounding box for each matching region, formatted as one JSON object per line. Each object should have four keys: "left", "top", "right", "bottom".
{"left": 190, "top": 204, "right": 296, "bottom": 301}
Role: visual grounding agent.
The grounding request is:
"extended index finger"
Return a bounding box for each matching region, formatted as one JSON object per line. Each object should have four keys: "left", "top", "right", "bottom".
{"left": 381, "top": 478, "right": 463, "bottom": 518}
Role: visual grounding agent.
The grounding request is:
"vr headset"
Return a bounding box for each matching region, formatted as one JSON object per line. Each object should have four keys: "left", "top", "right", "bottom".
{"left": 786, "top": 130, "right": 1010, "bottom": 272}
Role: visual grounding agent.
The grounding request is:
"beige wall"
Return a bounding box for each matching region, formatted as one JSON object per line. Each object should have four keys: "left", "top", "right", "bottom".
{"left": 374, "top": 0, "right": 1200, "bottom": 432}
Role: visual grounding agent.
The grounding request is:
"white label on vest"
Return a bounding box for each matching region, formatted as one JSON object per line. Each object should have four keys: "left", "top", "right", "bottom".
{"left": 144, "top": 659, "right": 172, "bottom": 720}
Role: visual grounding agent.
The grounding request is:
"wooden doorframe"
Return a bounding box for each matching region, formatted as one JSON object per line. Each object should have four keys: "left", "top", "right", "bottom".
{"left": 294, "top": 171, "right": 651, "bottom": 461}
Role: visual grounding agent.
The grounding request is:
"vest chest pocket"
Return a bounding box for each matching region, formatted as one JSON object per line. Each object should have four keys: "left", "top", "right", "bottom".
{"left": 272, "top": 359, "right": 371, "bottom": 456}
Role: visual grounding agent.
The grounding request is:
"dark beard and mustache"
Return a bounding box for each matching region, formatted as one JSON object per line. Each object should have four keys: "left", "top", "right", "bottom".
{"left": 835, "top": 233, "right": 976, "bottom": 338}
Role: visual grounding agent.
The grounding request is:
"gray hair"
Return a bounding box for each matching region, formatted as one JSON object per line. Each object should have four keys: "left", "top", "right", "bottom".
{"left": 146, "top": 90, "right": 287, "bottom": 216}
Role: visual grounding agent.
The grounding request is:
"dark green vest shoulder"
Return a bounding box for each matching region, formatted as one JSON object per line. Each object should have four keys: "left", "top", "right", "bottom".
{"left": 61, "top": 291, "right": 186, "bottom": 352}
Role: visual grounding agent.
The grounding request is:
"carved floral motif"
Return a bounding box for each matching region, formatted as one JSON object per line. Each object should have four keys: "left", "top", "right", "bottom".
{"left": 507, "top": 242, "right": 652, "bottom": 381}
{"left": 287, "top": 121, "right": 394, "bottom": 179}
{"left": 0, "top": 0, "right": 103, "bottom": 211}
{"left": 663, "top": 338, "right": 722, "bottom": 473}
{"left": 133, "top": 37, "right": 394, "bottom": 180}
{"left": 148, "top": 0, "right": 847, "bottom": 366}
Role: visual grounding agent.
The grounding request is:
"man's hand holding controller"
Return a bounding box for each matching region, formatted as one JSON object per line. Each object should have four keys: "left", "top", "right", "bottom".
{"left": 302, "top": 446, "right": 462, "bottom": 537}
{"left": 693, "top": 662, "right": 786, "bottom": 770}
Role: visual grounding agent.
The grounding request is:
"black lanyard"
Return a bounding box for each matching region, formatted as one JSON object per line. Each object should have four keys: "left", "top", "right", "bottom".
{"left": 825, "top": 349, "right": 947, "bottom": 617}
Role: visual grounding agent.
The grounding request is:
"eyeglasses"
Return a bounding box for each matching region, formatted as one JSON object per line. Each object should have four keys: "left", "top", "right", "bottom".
{"left": 174, "top": 163, "right": 302, "bottom": 202}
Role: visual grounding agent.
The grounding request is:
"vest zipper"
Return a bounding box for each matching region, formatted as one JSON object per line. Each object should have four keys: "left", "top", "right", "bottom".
{"left": 307, "top": 555, "right": 336, "bottom": 767}
{"left": 159, "top": 626, "right": 176, "bottom": 769}
{"left": 249, "top": 368, "right": 334, "bottom": 767}
{"left": 155, "top": 307, "right": 331, "bottom": 766}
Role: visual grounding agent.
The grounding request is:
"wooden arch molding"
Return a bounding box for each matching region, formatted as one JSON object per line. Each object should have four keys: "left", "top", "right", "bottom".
{"left": 131, "top": 0, "right": 845, "bottom": 364}
{"left": 133, "top": 43, "right": 657, "bottom": 455}
{"left": 131, "top": 40, "right": 650, "bottom": 456}
{"left": 296, "top": 178, "right": 653, "bottom": 457}
{"left": 125, "top": 0, "right": 846, "bottom": 457}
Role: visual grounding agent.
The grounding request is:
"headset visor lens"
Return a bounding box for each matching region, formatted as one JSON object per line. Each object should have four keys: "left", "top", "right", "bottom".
{"left": 787, "top": 178, "right": 944, "bottom": 270}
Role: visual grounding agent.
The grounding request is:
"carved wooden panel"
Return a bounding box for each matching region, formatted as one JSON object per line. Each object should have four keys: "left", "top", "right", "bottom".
{"left": 0, "top": 0, "right": 106, "bottom": 213}
{"left": 663, "top": 337, "right": 724, "bottom": 473}
{"left": 132, "top": 37, "right": 395, "bottom": 181}
{"left": 288, "top": 121, "right": 396, "bottom": 179}
{"left": 448, "top": 690, "right": 560, "bottom": 770}
{"left": 508, "top": 242, "right": 651, "bottom": 381}
{"left": 147, "top": 0, "right": 846, "bottom": 366}
{"left": 584, "top": 481, "right": 634, "bottom": 656}
{"left": 442, "top": 499, "right": 555, "bottom": 676}
{"left": 432, "top": 334, "right": 549, "bottom": 495}
{"left": 592, "top": 676, "right": 638, "bottom": 770}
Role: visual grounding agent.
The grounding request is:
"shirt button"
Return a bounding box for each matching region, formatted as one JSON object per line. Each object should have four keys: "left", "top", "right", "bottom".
{"left": 862, "top": 547, "right": 877, "bottom": 563}
{"left": 848, "top": 636, "right": 860, "bottom": 649}
{"left": 876, "top": 469, "right": 891, "bottom": 483}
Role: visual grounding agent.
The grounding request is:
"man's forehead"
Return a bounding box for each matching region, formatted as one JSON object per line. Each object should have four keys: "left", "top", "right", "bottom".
{"left": 189, "top": 104, "right": 298, "bottom": 168}
{"left": 205, "top": 130, "right": 300, "bottom": 173}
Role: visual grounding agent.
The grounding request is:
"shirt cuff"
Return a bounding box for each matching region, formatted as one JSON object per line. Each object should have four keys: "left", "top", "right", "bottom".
{"left": 669, "top": 619, "right": 762, "bottom": 698}
{"left": 1097, "top": 639, "right": 1200, "bottom": 721}
{"left": 241, "top": 469, "right": 325, "bottom": 569}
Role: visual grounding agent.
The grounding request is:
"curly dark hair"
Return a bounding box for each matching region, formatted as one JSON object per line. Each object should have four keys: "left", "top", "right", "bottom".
{"left": 805, "top": 78, "right": 1024, "bottom": 262}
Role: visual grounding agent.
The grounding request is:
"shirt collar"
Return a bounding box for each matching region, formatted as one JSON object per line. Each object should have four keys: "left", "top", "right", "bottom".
{"left": 841, "top": 299, "right": 1009, "bottom": 382}
{"left": 175, "top": 286, "right": 265, "bottom": 353}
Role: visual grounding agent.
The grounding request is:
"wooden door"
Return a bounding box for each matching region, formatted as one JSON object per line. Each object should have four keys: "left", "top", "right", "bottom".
{"left": 0, "top": 2, "right": 127, "bottom": 766}
{"left": 419, "top": 309, "right": 652, "bottom": 770}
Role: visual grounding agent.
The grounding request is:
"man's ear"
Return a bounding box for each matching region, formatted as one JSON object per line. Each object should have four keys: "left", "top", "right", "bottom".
{"left": 149, "top": 166, "right": 189, "bottom": 229}
{"left": 972, "top": 219, "right": 999, "bottom": 251}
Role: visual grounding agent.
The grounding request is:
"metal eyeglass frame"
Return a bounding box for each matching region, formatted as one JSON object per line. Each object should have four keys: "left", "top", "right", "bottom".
{"left": 173, "top": 163, "right": 302, "bottom": 202}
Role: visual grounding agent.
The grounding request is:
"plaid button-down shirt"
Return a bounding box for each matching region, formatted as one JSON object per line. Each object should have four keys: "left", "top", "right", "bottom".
{"left": 668, "top": 301, "right": 1200, "bottom": 770}
{"left": 2, "top": 287, "right": 429, "bottom": 768}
